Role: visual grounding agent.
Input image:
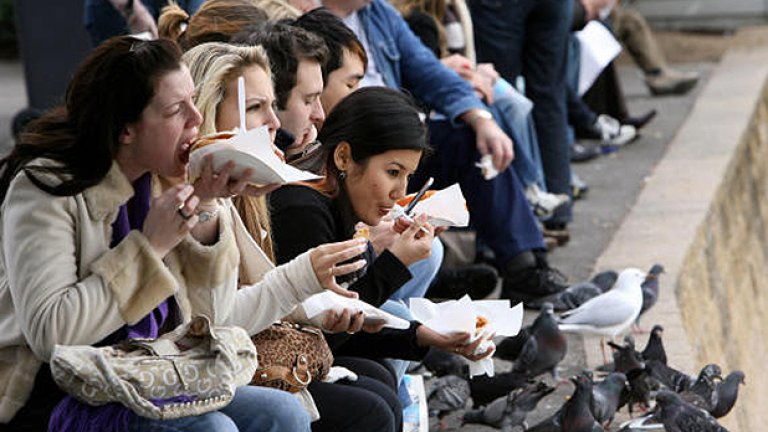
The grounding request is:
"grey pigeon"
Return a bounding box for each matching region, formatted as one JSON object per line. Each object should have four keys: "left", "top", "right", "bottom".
{"left": 421, "top": 346, "right": 467, "bottom": 377}
{"left": 620, "top": 367, "right": 654, "bottom": 415}
{"left": 527, "top": 281, "right": 603, "bottom": 311}
{"left": 469, "top": 371, "right": 530, "bottom": 408}
{"left": 635, "top": 264, "right": 664, "bottom": 329}
{"left": 562, "top": 374, "right": 603, "bottom": 432}
{"left": 591, "top": 372, "right": 628, "bottom": 427}
{"left": 608, "top": 335, "right": 645, "bottom": 373}
{"left": 641, "top": 325, "right": 667, "bottom": 365}
{"left": 654, "top": 390, "right": 728, "bottom": 432}
{"left": 512, "top": 303, "right": 568, "bottom": 380}
{"left": 710, "top": 370, "right": 745, "bottom": 418}
{"left": 495, "top": 326, "right": 531, "bottom": 362}
{"left": 559, "top": 268, "right": 646, "bottom": 363}
{"left": 591, "top": 269, "right": 619, "bottom": 292}
{"left": 462, "top": 381, "right": 556, "bottom": 431}
{"left": 427, "top": 374, "right": 471, "bottom": 424}
{"left": 646, "top": 359, "right": 700, "bottom": 393}
{"left": 681, "top": 364, "right": 722, "bottom": 413}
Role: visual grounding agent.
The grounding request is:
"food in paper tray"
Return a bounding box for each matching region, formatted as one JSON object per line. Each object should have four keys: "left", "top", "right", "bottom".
{"left": 353, "top": 226, "right": 370, "bottom": 240}
{"left": 390, "top": 184, "right": 469, "bottom": 228}
{"left": 188, "top": 126, "right": 321, "bottom": 186}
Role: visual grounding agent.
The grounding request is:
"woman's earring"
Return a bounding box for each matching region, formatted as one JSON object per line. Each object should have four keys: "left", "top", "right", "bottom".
{"left": 338, "top": 171, "right": 347, "bottom": 181}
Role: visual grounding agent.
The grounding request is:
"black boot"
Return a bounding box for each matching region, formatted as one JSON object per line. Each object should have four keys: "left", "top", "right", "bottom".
{"left": 500, "top": 250, "right": 567, "bottom": 306}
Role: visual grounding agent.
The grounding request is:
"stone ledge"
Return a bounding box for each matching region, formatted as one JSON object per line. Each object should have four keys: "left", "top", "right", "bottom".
{"left": 583, "top": 26, "right": 768, "bottom": 431}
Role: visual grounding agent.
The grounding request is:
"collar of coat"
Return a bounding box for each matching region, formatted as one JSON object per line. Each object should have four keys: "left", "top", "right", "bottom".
{"left": 82, "top": 162, "right": 135, "bottom": 222}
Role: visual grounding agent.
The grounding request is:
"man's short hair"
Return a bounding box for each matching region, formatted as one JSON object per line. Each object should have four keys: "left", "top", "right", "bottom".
{"left": 293, "top": 8, "right": 368, "bottom": 84}
{"left": 232, "top": 22, "right": 328, "bottom": 109}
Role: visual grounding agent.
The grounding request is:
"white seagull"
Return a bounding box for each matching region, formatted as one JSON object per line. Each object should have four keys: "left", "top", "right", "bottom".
{"left": 558, "top": 267, "right": 646, "bottom": 363}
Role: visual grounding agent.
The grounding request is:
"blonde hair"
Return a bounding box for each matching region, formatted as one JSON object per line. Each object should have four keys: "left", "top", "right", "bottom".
{"left": 392, "top": 0, "right": 448, "bottom": 57}
{"left": 159, "top": 0, "right": 269, "bottom": 51}
{"left": 252, "top": 0, "right": 301, "bottom": 20}
{"left": 183, "top": 42, "right": 277, "bottom": 261}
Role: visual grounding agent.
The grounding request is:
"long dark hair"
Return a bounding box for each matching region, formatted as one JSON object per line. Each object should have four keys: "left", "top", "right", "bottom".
{"left": 0, "top": 36, "right": 183, "bottom": 203}
{"left": 314, "top": 87, "right": 430, "bottom": 195}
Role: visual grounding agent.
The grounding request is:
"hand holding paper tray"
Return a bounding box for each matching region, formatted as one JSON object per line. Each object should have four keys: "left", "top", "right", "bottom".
{"left": 410, "top": 296, "right": 524, "bottom": 377}
{"left": 188, "top": 126, "right": 321, "bottom": 185}
{"left": 302, "top": 291, "right": 411, "bottom": 330}
{"left": 393, "top": 183, "right": 469, "bottom": 228}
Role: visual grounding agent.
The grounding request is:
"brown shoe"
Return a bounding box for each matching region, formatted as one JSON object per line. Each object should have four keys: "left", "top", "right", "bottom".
{"left": 646, "top": 68, "right": 700, "bottom": 96}
{"left": 543, "top": 227, "right": 570, "bottom": 246}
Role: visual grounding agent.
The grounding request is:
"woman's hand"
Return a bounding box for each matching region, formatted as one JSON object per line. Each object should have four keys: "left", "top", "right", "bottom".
{"left": 388, "top": 213, "right": 434, "bottom": 266}
{"left": 192, "top": 155, "right": 253, "bottom": 201}
{"left": 309, "top": 238, "right": 369, "bottom": 298}
{"left": 143, "top": 184, "right": 199, "bottom": 257}
{"left": 416, "top": 325, "right": 495, "bottom": 362}
{"left": 361, "top": 219, "right": 398, "bottom": 255}
{"left": 319, "top": 309, "right": 386, "bottom": 334}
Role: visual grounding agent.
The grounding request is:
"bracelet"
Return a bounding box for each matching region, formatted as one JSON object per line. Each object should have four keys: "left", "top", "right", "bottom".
{"left": 196, "top": 206, "right": 220, "bottom": 223}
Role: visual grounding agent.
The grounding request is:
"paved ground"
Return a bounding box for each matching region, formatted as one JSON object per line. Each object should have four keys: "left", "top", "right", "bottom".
{"left": 0, "top": 29, "right": 729, "bottom": 432}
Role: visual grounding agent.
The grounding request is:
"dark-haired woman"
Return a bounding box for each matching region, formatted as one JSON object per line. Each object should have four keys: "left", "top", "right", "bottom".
{"left": 270, "top": 87, "right": 492, "bottom": 431}
{"left": 0, "top": 36, "right": 323, "bottom": 432}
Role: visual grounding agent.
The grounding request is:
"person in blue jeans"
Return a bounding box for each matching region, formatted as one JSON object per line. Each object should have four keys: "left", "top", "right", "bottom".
{"left": 320, "top": 0, "right": 569, "bottom": 303}
{"left": 468, "top": 0, "right": 574, "bottom": 238}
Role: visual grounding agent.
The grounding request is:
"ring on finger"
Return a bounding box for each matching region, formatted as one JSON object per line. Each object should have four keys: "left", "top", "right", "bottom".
{"left": 177, "top": 206, "right": 193, "bottom": 221}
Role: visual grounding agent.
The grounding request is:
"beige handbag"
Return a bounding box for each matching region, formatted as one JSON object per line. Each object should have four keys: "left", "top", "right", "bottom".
{"left": 50, "top": 316, "right": 257, "bottom": 420}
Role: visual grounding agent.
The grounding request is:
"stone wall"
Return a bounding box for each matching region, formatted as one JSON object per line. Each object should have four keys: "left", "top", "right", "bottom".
{"left": 584, "top": 27, "right": 768, "bottom": 431}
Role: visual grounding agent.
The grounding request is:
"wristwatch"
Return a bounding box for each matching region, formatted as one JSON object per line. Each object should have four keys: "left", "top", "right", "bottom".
{"left": 467, "top": 109, "right": 493, "bottom": 128}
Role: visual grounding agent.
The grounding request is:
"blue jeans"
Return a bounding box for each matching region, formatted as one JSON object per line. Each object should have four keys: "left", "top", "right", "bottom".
{"left": 415, "top": 120, "right": 545, "bottom": 265}
{"left": 388, "top": 238, "right": 443, "bottom": 303}
{"left": 490, "top": 79, "right": 546, "bottom": 190}
{"left": 470, "top": 0, "right": 573, "bottom": 224}
{"left": 129, "top": 386, "right": 311, "bottom": 432}
{"left": 84, "top": 0, "right": 205, "bottom": 46}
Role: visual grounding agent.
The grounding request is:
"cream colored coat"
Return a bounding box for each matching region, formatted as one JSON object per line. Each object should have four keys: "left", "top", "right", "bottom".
{"left": 0, "top": 161, "right": 324, "bottom": 423}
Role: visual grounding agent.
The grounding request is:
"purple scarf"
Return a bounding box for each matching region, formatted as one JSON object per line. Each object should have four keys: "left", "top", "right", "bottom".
{"left": 49, "top": 173, "right": 178, "bottom": 432}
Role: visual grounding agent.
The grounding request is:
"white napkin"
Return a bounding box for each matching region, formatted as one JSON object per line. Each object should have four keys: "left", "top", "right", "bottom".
{"left": 409, "top": 296, "right": 523, "bottom": 377}
{"left": 302, "top": 291, "right": 411, "bottom": 330}
{"left": 475, "top": 154, "right": 499, "bottom": 180}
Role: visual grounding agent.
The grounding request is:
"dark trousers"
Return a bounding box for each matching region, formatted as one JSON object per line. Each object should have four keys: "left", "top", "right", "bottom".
{"left": 469, "top": 0, "right": 573, "bottom": 224}
{"left": 414, "top": 121, "right": 545, "bottom": 265}
{"left": 309, "top": 357, "right": 401, "bottom": 432}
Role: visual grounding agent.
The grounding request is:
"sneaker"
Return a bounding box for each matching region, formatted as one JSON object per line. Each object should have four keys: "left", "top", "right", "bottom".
{"left": 601, "top": 124, "right": 638, "bottom": 153}
{"left": 427, "top": 263, "right": 499, "bottom": 300}
{"left": 593, "top": 114, "right": 621, "bottom": 142}
{"left": 645, "top": 68, "right": 700, "bottom": 96}
{"left": 500, "top": 252, "right": 568, "bottom": 306}
{"left": 571, "top": 173, "right": 589, "bottom": 201}
{"left": 571, "top": 142, "right": 601, "bottom": 163}
{"left": 525, "top": 184, "right": 570, "bottom": 220}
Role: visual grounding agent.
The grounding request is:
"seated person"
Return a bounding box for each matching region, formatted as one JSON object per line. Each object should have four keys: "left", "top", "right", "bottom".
{"left": 0, "top": 36, "right": 310, "bottom": 432}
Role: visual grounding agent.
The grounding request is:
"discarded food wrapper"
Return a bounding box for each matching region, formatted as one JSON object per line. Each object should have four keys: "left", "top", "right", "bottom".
{"left": 475, "top": 154, "right": 499, "bottom": 180}
{"left": 188, "top": 126, "right": 321, "bottom": 185}
{"left": 302, "top": 291, "right": 411, "bottom": 330}
{"left": 409, "top": 295, "right": 523, "bottom": 377}
{"left": 392, "top": 183, "right": 469, "bottom": 228}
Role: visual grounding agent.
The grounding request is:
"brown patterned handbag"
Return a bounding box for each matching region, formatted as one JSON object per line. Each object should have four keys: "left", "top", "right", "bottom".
{"left": 250, "top": 321, "right": 334, "bottom": 393}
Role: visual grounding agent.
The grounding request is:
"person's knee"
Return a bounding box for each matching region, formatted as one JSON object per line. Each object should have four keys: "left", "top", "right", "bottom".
{"left": 263, "top": 390, "right": 311, "bottom": 430}
{"left": 361, "top": 394, "right": 397, "bottom": 432}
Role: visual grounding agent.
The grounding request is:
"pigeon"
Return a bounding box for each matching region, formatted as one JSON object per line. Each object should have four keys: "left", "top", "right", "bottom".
{"left": 427, "top": 374, "right": 471, "bottom": 429}
{"left": 641, "top": 325, "right": 667, "bottom": 365}
{"left": 561, "top": 374, "right": 603, "bottom": 432}
{"left": 654, "top": 390, "right": 728, "bottom": 432}
{"left": 512, "top": 303, "right": 568, "bottom": 380}
{"left": 462, "top": 381, "right": 556, "bottom": 430}
{"left": 646, "top": 360, "right": 718, "bottom": 394}
{"left": 634, "top": 264, "right": 665, "bottom": 331}
{"left": 420, "top": 346, "right": 468, "bottom": 377}
{"left": 495, "top": 325, "right": 531, "bottom": 361}
{"left": 681, "top": 364, "right": 722, "bottom": 413}
{"left": 608, "top": 335, "right": 645, "bottom": 373}
{"left": 591, "top": 269, "right": 619, "bottom": 292}
{"left": 710, "top": 370, "right": 745, "bottom": 418}
{"left": 527, "top": 281, "right": 604, "bottom": 311}
{"left": 619, "top": 366, "right": 654, "bottom": 415}
{"left": 559, "top": 268, "right": 646, "bottom": 363}
{"left": 591, "top": 372, "right": 628, "bottom": 427}
{"left": 469, "top": 371, "right": 530, "bottom": 408}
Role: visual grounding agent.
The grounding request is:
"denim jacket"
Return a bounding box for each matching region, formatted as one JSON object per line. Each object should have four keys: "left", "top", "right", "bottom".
{"left": 358, "top": 0, "right": 485, "bottom": 122}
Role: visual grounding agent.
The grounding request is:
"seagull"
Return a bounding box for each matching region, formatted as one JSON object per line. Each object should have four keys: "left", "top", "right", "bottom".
{"left": 558, "top": 268, "right": 646, "bottom": 363}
